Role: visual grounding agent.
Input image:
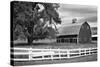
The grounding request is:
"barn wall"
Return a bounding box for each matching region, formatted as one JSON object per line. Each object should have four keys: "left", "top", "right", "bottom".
{"left": 79, "top": 22, "right": 91, "bottom": 43}
{"left": 56, "top": 35, "right": 78, "bottom": 43}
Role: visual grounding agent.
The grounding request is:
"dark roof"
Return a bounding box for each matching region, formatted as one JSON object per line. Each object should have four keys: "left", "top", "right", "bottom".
{"left": 57, "top": 35, "right": 78, "bottom": 38}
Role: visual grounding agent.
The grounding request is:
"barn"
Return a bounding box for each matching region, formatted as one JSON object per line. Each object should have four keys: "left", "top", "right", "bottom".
{"left": 56, "top": 22, "right": 92, "bottom": 43}
{"left": 91, "top": 27, "right": 97, "bottom": 41}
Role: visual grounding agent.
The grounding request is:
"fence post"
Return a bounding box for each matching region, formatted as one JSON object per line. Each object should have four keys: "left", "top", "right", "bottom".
{"left": 67, "top": 49, "right": 70, "bottom": 58}
{"left": 84, "top": 48, "right": 87, "bottom": 56}
{"left": 78, "top": 48, "right": 81, "bottom": 57}
{"left": 42, "top": 55, "right": 44, "bottom": 60}
{"left": 88, "top": 48, "right": 90, "bottom": 55}
{"left": 58, "top": 48, "right": 61, "bottom": 60}
{"left": 49, "top": 48, "right": 53, "bottom": 61}
{"left": 89, "top": 48, "right": 92, "bottom": 55}
{"left": 29, "top": 48, "right": 32, "bottom": 60}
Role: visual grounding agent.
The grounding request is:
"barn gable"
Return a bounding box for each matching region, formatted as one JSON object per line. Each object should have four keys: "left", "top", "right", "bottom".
{"left": 78, "top": 22, "right": 91, "bottom": 43}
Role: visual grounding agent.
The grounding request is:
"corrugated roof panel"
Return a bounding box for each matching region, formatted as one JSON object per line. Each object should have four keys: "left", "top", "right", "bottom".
{"left": 58, "top": 24, "right": 81, "bottom": 35}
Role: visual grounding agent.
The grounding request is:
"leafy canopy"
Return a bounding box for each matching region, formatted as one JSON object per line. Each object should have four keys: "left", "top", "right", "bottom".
{"left": 12, "top": 1, "right": 61, "bottom": 40}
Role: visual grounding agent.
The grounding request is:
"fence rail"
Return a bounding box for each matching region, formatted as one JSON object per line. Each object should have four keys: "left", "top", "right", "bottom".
{"left": 11, "top": 47, "right": 97, "bottom": 61}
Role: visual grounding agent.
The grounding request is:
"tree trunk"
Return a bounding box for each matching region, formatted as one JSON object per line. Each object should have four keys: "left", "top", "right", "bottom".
{"left": 27, "top": 25, "right": 34, "bottom": 45}
{"left": 27, "top": 36, "right": 33, "bottom": 45}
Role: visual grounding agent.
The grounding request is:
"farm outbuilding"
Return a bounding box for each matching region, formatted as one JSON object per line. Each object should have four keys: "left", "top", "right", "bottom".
{"left": 91, "top": 27, "right": 97, "bottom": 41}
{"left": 56, "top": 22, "right": 92, "bottom": 43}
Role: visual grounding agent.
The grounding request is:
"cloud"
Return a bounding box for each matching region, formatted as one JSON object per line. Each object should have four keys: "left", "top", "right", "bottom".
{"left": 59, "top": 4, "right": 97, "bottom": 14}
{"left": 80, "top": 16, "right": 97, "bottom": 22}
{"left": 58, "top": 4, "right": 97, "bottom": 27}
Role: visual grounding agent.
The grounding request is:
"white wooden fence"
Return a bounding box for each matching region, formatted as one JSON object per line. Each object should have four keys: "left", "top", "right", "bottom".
{"left": 11, "top": 47, "right": 97, "bottom": 61}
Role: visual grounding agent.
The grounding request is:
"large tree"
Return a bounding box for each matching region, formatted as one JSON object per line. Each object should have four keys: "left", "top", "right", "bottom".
{"left": 12, "top": 1, "right": 61, "bottom": 44}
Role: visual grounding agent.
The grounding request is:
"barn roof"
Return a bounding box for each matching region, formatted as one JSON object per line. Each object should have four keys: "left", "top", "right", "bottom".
{"left": 57, "top": 23, "right": 83, "bottom": 36}
{"left": 57, "top": 22, "right": 93, "bottom": 36}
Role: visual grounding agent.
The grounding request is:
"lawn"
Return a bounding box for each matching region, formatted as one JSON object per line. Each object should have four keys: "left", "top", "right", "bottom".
{"left": 13, "top": 54, "right": 97, "bottom": 66}
{"left": 12, "top": 40, "right": 97, "bottom": 66}
{"left": 13, "top": 41, "right": 97, "bottom": 49}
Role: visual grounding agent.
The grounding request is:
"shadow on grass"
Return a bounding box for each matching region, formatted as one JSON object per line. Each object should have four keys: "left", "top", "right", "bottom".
{"left": 13, "top": 43, "right": 52, "bottom": 47}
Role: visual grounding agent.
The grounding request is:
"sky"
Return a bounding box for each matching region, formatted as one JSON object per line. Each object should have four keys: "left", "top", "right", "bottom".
{"left": 57, "top": 4, "right": 97, "bottom": 28}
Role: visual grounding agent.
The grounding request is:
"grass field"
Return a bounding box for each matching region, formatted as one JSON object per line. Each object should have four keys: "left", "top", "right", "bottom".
{"left": 13, "top": 41, "right": 97, "bottom": 49}
{"left": 13, "top": 54, "right": 97, "bottom": 66}
{"left": 12, "top": 40, "right": 97, "bottom": 66}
